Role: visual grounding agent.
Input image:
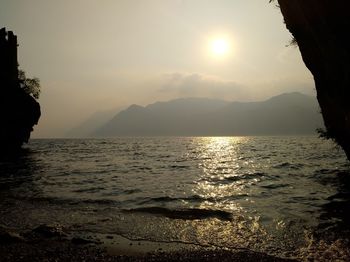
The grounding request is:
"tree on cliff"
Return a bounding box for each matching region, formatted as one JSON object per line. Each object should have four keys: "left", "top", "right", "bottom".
{"left": 18, "top": 70, "right": 41, "bottom": 100}
{"left": 270, "top": 0, "right": 350, "bottom": 160}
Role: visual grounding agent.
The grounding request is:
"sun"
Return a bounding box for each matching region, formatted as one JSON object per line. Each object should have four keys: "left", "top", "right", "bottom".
{"left": 204, "top": 33, "right": 234, "bottom": 61}
{"left": 210, "top": 38, "right": 230, "bottom": 57}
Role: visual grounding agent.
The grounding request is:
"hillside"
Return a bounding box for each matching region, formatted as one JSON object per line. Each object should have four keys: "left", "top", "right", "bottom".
{"left": 94, "top": 93, "right": 323, "bottom": 137}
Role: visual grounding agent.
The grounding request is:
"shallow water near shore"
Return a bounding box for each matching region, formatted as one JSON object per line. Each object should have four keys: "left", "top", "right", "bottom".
{"left": 1, "top": 136, "right": 350, "bottom": 260}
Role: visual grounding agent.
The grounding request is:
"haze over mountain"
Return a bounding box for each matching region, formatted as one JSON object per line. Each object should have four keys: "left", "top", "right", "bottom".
{"left": 94, "top": 92, "right": 323, "bottom": 137}
{"left": 65, "top": 107, "right": 123, "bottom": 138}
{"left": 1, "top": 1, "right": 315, "bottom": 138}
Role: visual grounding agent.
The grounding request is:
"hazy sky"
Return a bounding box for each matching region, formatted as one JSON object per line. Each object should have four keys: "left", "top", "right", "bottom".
{"left": 0, "top": 0, "right": 314, "bottom": 138}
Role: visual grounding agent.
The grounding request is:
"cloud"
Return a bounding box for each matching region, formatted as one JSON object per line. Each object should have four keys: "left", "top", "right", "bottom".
{"left": 156, "top": 72, "right": 315, "bottom": 103}
{"left": 158, "top": 72, "right": 248, "bottom": 100}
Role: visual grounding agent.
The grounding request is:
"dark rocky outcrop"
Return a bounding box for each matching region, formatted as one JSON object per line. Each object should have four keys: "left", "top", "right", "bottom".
{"left": 276, "top": 1, "right": 350, "bottom": 160}
{"left": 0, "top": 28, "right": 40, "bottom": 153}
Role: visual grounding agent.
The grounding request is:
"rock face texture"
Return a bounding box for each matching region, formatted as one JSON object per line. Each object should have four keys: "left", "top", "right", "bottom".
{"left": 0, "top": 28, "right": 40, "bottom": 153}
{"left": 277, "top": 1, "right": 350, "bottom": 159}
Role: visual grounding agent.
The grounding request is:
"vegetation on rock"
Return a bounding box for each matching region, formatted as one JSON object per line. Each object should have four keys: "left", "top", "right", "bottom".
{"left": 18, "top": 70, "right": 41, "bottom": 100}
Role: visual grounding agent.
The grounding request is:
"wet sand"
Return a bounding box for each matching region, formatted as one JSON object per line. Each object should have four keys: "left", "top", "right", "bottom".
{"left": 0, "top": 224, "right": 296, "bottom": 262}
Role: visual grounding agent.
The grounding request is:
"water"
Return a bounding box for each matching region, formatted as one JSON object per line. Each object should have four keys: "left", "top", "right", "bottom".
{"left": 0, "top": 136, "right": 349, "bottom": 260}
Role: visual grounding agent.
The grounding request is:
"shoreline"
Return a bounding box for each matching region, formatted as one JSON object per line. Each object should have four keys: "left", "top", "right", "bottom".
{"left": 0, "top": 224, "right": 296, "bottom": 261}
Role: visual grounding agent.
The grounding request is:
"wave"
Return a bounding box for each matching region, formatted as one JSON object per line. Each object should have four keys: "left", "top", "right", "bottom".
{"left": 223, "top": 172, "right": 265, "bottom": 182}
{"left": 124, "top": 206, "right": 232, "bottom": 221}
{"left": 138, "top": 195, "right": 203, "bottom": 204}
{"left": 137, "top": 194, "right": 248, "bottom": 207}
{"left": 260, "top": 183, "right": 289, "bottom": 189}
{"left": 273, "top": 162, "right": 304, "bottom": 170}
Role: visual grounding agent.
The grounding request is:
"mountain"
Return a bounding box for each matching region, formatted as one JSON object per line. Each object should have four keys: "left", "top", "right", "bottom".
{"left": 94, "top": 93, "right": 324, "bottom": 137}
{"left": 66, "top": 108, "right": 122, "bottom": 138}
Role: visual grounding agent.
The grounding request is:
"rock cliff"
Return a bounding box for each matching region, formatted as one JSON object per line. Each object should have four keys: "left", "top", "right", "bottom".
{"left": 0, "top": 28, "right": 40, "bottom": 153}
{"left": 277, "top": 1, "right": 350, "bottom": 159}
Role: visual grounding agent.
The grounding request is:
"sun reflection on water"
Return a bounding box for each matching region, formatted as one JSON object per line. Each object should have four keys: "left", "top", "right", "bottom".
{"left": 182, "top": 137, "right": 278, "bottom": 253}
{"left": 191, "top": 137, "right": 255, "bottom": 212}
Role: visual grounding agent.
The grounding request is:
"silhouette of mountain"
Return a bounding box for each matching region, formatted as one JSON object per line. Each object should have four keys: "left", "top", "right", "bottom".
{"left": 93, "top": 92, "right": 323, "bottom": 137}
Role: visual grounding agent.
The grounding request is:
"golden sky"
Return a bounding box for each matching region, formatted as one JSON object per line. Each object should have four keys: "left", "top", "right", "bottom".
{"left": 0, "top": 0, "right": 314, "bottom": 137}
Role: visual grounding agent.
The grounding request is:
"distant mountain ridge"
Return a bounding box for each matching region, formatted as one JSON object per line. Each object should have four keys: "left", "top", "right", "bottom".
{"left": 93, "top": 92, "right": 324, "bottom": 137}
{"left": 66, "top": 108, "right": 121, "bottom": 138}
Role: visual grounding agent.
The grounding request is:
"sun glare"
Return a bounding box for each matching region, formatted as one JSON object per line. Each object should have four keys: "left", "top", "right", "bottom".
{"left": 210, "top": 38, "right": 230, "bottom": 57}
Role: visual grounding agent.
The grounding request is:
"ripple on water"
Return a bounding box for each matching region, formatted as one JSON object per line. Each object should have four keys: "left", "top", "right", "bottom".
{"left": 0, "top": 136, "right": 349, "bottom": 260}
